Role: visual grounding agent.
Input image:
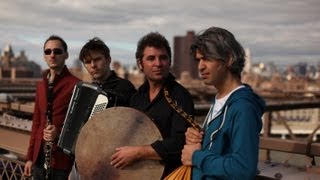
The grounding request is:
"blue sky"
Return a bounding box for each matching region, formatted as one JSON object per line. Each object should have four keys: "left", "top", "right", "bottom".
{"left": 0, "top": 0, "right": 319, "bottom": 69}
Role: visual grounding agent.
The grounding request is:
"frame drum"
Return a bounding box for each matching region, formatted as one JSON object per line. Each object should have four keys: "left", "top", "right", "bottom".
{"left": 75, "top": 107, "right": 164, "bottom": 179}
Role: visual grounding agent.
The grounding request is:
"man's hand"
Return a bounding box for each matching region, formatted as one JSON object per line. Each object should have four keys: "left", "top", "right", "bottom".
{"left": 181, "top": 143, "right": 201, "bottom": 166}
{"left": 110, "top": 146, "right": 143, "bottom": 169}
{"left": 185, "top": 127, "right": 203, "bottom": 145}
{"left": 43, "top": 125, "right": 58, "bottom": 141}
{"left": 24, "top": 160, "right": 33, "bottom": 177}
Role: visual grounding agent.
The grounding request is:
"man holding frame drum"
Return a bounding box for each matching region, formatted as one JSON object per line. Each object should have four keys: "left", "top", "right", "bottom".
{"left": 110, "top": 32, "right": 195, "bottom": 179}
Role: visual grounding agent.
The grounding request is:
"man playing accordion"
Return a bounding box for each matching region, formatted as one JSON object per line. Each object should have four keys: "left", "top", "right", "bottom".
{"left": 68, "top": 37, "right": 136, "bottom": 179}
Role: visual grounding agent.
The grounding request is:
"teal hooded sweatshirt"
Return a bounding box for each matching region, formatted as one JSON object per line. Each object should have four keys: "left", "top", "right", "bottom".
{"left": 192, "top": 85, "right": 266, "bottom": 179}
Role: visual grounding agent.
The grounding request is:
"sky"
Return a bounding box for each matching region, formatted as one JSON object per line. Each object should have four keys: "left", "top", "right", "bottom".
{"left": 0, "top": 0, "right": 319, "bottom": 69}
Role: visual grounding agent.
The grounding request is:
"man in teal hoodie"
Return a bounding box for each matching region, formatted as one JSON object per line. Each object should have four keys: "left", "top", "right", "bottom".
{"left": 181, "top": 27, "right": 266, "bottom": 179}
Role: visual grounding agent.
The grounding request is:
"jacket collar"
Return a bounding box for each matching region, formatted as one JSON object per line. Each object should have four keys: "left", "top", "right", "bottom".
{"left": 93, "top": 70, "right": 118, "bottom": 86}
{"left": 43, "top": 66, "right": 70, "bottom": 85}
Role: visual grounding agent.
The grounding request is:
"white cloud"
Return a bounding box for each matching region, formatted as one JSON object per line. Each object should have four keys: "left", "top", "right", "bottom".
{"left": 0, "top": 0, "right": 319, "bottom": 69}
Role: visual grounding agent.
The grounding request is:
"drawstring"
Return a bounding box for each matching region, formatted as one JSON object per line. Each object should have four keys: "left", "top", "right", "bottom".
{"left": 208, "top": 105, "right": 228, "bottom": 150}
{"left": 202, "top": 105, "right": 213, "bottom": 129}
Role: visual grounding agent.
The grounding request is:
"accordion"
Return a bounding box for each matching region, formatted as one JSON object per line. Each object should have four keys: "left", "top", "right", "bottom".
{"left": 58, "top": 82, "right": 111, "bottom": 156}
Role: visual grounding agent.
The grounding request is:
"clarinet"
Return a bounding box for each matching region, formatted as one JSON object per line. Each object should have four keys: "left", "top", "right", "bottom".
{"left": 44, "top": 80, "right": 54, "bottom": 180}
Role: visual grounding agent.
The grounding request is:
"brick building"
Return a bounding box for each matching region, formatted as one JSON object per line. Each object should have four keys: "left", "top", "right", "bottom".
{"left": 172, "top": 31, "right": 199, "bottom": 79}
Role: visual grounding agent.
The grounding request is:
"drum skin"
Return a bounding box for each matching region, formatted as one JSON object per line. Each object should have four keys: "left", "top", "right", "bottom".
{"left": 75, "top": 107, "right": 164, "bottom": 179}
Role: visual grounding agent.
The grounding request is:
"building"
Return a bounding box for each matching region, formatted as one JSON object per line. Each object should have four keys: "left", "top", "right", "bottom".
{"left": 172, "top": 31, "right": 199, "bottom": 79}
{"left": 0, "top": 44, "right": 41, "bottom": 79}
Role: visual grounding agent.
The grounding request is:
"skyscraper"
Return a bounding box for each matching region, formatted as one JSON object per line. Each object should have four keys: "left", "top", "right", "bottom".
{"left": 172, "top": 31, "right": 199, "bottom": 79}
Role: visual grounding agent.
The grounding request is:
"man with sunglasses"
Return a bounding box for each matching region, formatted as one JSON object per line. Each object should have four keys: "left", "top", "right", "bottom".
{"left": 24, "top": 35, "right": 80, "bottom": 180}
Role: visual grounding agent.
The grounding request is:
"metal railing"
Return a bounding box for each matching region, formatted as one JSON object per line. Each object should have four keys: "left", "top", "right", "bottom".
{"left": 260, "top": 101, "right": 320, "bottom": 161}
{"left": 1, "top": 100, "right": 320, "bottom": 178}
{"left": 0, "top": 155, "right": 25, "bottom": 180}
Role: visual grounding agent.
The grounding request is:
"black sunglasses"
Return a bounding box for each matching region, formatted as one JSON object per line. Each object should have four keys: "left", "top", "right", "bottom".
{"left": 44, "top": 48, "right": 64, "bottom": 55}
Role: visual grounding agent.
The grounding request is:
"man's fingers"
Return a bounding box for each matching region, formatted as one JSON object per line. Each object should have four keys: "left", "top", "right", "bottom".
{"left": 112, "top": 158, "right": 127, "bottom": 169}
{"left": 110, "top": 154, "right": 122, "bottom": 166}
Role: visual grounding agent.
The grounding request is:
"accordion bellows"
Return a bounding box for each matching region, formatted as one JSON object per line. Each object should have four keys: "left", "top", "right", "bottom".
{"left": 58, "top": 82, "right": 109, "bottom": 156}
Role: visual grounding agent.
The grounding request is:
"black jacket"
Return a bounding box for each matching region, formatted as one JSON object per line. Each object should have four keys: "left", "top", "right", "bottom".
{"left": 93, "top": 70, "right": 136, "bottom": 107}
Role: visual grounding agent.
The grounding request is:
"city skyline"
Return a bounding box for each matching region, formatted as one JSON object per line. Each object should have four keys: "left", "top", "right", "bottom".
{"left": 0, "top": 0, "right": 319, "bottom": 69}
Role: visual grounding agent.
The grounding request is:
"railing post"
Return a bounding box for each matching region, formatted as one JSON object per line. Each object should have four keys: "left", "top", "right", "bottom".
{"left": 261, "top": 111, "right": 272, "bottom": 161}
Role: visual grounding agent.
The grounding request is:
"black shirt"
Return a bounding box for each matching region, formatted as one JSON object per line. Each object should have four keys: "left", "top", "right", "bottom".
{"left": 93, "top": 70, "right": 137, "bottom": 107}
{"left": 130, "top": 73, "right": 195, "bottom": 177}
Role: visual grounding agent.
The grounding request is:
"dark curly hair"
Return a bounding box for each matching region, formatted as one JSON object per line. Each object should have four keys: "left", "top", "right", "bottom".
{"left": 135, "top": 32, "right": 171, "bottom": 61}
